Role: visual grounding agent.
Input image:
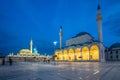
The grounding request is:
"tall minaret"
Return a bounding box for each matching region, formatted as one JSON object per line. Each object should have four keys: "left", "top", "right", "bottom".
{"left": 96, "top": 5, "right": 105, "bottom": 62}
{"left": 96, "top": 5, "right": 103, "bottom": 43}
{"left": 30, "top": 39, "right": 33, "bottom": 53}
{"left": 59, "top": 26, "right": 62, "bottom": 49}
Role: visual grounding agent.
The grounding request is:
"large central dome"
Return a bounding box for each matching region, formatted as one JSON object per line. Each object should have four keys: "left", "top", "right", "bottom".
{"left": 66, "top": 32, "right": 94, "bottom": 46}
{"left": 20, "top": 49, "right": 31, "bottom": 54}
{"left": 72, "top": 32, "right": 93, "bottom": 38}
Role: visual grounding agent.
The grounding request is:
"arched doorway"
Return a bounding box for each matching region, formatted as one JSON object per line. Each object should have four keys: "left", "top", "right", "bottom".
{"left": 59, "top": 50, "right": 63, "bottom": 60}
{"left": 75, "top": 48, "right": 81, "bottom": 60}
{"left": 63, "top": 50, "right": 68, "bottom": 60}
{"left": 68, "top": 48, "right": 75, "bottom": 61}
{"left": 82, "top": 46, "right": 89, "bottom": 60}
{"left": 55, "top": 51, "right": 59, "bottom": 60}
{"left": 90, "top": 45, "right": 99, "bottom": 60}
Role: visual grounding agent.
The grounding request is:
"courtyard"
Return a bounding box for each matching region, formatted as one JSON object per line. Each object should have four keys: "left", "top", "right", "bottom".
{"left": 0, "top": 62, "right": 120, "bottom": 80}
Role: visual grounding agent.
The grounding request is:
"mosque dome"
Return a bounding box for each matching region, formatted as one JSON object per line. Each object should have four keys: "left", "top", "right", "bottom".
{"left": 20, "top": 49, "right": 31, "bottom": 54}
{"left": 33, "top": 48, "right": 38, "bottom": 54}
{"left": 109, "top": 43, "right": 120, "bottom": 49}
{"left": 66, "top": 32, "right": 95, "bottom": 47}
{"left": 72, "top": 32, "right": 93, "bottom": 38}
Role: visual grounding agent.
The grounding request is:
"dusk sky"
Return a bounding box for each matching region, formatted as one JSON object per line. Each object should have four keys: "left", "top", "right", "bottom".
{"left": 0, "top": 0, "right": 120, "bottom": 56}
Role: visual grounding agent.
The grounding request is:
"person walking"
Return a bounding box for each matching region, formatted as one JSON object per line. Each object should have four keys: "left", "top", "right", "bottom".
{"left": 2, "top": 58, "right": 5, "bottom": 65}
{"left": 9, "top": 57, "right": 12, "bottom": 65}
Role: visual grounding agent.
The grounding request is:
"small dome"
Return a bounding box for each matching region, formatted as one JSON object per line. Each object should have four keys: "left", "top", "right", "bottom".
{"left": 110, "top": 43, "right": 120, "bottom": 49}
{"left": 33, "top": 48, "right": 38, "bottom": 54}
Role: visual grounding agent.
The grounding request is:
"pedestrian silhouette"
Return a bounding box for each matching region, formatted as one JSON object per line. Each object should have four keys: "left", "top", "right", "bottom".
{"left": 2, "top": 58, "right": 5, "bottom": 65}
{"left": 9, "top": 57, "right": 12, "bottom": 65}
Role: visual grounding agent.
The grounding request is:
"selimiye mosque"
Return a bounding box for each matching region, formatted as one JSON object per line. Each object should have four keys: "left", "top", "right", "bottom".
{"left": 8, "top": 39, "right": 40, "bottom": 57}
{"left": 54, "top": 5, "right": 106, "bottom": 62}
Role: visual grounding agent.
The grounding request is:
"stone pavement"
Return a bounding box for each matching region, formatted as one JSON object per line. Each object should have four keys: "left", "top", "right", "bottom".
{"left": 0, "top": 62, "right": 120, "bottom": 80}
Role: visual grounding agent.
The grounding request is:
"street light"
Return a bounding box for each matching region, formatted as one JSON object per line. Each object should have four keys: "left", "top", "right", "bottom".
{"left": 53, "top": 41, "right": 57, "bottom": 63}
{"left": 53, "top": 41, "right": 57, "bottom": 52}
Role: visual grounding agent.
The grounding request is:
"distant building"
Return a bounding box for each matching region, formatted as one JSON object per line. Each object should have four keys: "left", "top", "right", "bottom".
{"left": 54, "top": 5, "right": 106, "bottom": 62}
{"left": 8, "top": 39, "right": 40, "bottom": 57}
{"left": 106, "top": 43, "right": 120, "bottom": 61}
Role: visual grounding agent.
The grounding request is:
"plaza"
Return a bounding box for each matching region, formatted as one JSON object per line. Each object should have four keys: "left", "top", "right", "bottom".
{"left": 0, "top": 62, "right": 120, "bottom": 80}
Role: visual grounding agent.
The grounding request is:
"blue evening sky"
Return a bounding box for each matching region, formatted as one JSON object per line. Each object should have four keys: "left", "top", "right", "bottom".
{"left": 0, "top": 0, "right": 120, "bottom": 55}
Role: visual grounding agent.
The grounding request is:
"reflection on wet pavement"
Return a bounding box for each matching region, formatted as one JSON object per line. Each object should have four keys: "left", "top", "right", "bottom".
{"left": 0, "top": 62, "right": 120, "bottom": 80}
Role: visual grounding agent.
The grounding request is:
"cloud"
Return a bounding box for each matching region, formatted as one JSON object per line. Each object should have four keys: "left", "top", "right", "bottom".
{"left": 103, "top": 11, "right": 120, "bottom": 36}
{"left": 110, "top": 28, "right": 120, "bottom": 36}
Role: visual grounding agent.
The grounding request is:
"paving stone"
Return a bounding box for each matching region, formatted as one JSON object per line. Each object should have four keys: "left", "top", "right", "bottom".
{"left": 0, "top": 62, "right": 120, "bottom": 80}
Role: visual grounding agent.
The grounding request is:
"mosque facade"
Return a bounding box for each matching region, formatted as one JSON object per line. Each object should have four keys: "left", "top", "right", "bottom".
{"left": 54, "top": 5, "right": 106, "bottom": 62}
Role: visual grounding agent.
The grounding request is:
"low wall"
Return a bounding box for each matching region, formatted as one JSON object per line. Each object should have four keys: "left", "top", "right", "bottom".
{"left": 5, "top": 57, "right": 45, "bottom": 62}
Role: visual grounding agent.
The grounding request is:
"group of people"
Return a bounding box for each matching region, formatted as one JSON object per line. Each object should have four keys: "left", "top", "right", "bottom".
{"left": 1, "top": 57, "right": 12, "bottom": 65}
{"left": 43, "top": 58, "right": 50, "bottom": 63}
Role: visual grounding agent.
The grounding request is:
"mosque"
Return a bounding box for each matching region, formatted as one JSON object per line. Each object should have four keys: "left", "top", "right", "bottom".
{"left": 8, "top": 39, "right": 40, "bottom": 57}
{"left": 54, "top": 5, "right": 106, "bottom": 62}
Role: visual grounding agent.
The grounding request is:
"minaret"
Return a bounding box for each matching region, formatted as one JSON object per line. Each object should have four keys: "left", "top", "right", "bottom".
{"left": 30, "top": 39, "right": 33, "bottom": 53}
{"left": 59, "top": 26, "right": 62, "bottom": 49}
{"left": 96, "top": 5, "right": 105, "bottom": 62}
{"left": 96, "top": 5, "right": 103, "bottom": 43}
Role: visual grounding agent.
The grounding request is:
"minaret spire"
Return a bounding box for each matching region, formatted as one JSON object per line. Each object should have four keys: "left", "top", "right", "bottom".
{"left": 96, "top": 4, "right": 103, "bottom": 43}
{"left": 96, "top": 5, "right": 105, "bottom": 62}
{"left": 59, "top": 26, "right": 62, "bottom": 49}
{"left": 97, "top": 4, "right": 100, "bottom": 10}
{"left": 30, "top": 39, "right": 33, "bottom": 53}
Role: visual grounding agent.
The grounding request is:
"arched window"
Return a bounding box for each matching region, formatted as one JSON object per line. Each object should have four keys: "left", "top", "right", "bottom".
{"left": 90, "top": 45, "right": 99, "bottom": 60}
{"left": 82, "top": 46, "right": 89, "bottom": 60}
{"left": 68, "top": 48, "right": 75, "bottom": 61}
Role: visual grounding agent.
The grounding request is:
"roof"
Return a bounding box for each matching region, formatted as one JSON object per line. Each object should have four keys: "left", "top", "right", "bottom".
{"left": 69, "top": 42, "right": 93, "bottom": 46}
{"left": 20, "top": 49, "right": 30, "bottom": 51}
{"left": 109, "top": 43, "right": 120, "bottom": 49}
{"left": 72, "top": 32, "right": 93, "bottom": 38}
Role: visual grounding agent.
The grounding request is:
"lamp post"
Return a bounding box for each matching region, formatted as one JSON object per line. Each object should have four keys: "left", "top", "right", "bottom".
{"left": 53, "top": 41, "right": 57, "bottom": 53}
{"left": 53, "top": 41, "right": 57, "bottom": 64}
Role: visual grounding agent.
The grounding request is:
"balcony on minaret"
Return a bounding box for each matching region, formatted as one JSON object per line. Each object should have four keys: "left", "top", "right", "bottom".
{"left": 96, "top": 5, "right": 102, "bottom": 21}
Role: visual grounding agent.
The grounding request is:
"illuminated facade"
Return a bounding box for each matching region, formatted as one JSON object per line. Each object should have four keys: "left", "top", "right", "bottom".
{"left": 55, "top": 33, "right": 101, "bottom": 61}
{"left": 8, "top": 39, "right": 40, "bottom": 57}
{"left": 54, "top": 5, "right": 106, "bottom": 62}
